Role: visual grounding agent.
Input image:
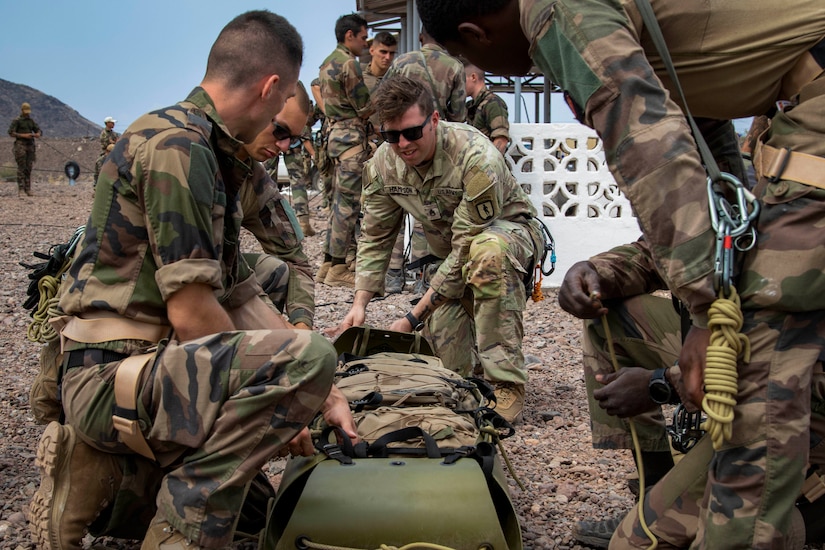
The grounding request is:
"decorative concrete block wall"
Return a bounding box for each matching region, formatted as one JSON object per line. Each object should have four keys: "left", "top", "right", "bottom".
{"left": 506, "top": 123, "right": 642, "bottom": 287}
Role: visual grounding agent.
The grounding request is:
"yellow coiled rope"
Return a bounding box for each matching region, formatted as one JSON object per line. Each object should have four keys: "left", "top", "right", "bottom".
{"left": 26, "top": 265, "right": 70, "bottom": 343}
{"left": 701, "top": 286, "right": 750, "bottom": 450}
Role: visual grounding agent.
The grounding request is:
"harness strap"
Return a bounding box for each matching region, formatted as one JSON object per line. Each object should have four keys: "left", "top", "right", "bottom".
{"left": 112, "top": 352, "right": 157, "bottom": 461}
{"left": 754, "top": 142, "right": 825, "bottom": 190}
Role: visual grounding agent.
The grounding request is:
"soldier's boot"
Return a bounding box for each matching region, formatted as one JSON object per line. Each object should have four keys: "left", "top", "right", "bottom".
{"left": 493, "top": 383, "right": 525, "bottom": 424}
{"left": 572, "top": 515, "right": 624, "bottom": 549}
{"left": 298, "top": 215, "right": 316, "bottom": 237}
{"left": 315, "top": 261, "right": 331, "bottom": 284}
{"left": 572, "top": 451, "right": 673, "bottom": 548}
{"left": 384, "top": 269, "right": 404, "bottom": 294}
{"left": 141, "top": 516, "right": 203, "bottom": 550}
{"left": 324, "top": 264, "right": 355, "bottom": 288}
{"left": 30, "top": 421, "right": 123, "bottom": 550}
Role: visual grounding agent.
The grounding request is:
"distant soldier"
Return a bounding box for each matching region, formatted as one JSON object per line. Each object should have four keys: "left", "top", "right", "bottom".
{"left": 328, "top": 76, "right": 543, "bottom": 425}
{"left": 317, "top": 13, "right": 374, "bottom": 288}
{"left": 281, "top": 92, "right": 319, "bottom": 237}
{"left": 464, "top": 63, "right": 510, "bottom": 155}
{"left": 361, "top": 31, "right": 399, "bottom": 143}
{"left": 7, "top": 102, "right": 41, "bottom": 197}
{"left": 94, "top": 116, "right": 119, "bottom": 186}
{"left": 310, "top": 78, "right": 333, "bottom": 211}
{"left": 383, "top": 29, "right": 467, "bottom": 294}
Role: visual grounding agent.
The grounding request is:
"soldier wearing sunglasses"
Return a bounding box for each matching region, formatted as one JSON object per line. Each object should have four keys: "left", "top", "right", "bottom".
{"left": 327, "top": 75, "right": 544, "bottom": 424}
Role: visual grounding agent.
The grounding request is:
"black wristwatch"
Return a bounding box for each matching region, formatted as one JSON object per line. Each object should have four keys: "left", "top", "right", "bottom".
{"left": 649, "top": 367, "right": 677, "bottom": 405}
{"left": 404, "top": 311, "right": 425, "bottom": 331}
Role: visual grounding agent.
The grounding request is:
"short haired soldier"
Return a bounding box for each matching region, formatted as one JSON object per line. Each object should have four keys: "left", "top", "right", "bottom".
{"left": 464, "top": 63, "right": 510, "bottom": 155}
{"left": 416, "top": 0, "right": 825, "bottom": 547}
{"left": 7, "top": 101, "right": 41, "bottom": 196}
{"left": 382, "top": 29, "right": 467, "bottom": 295}
{"left": 317, "top": 12, "right": 374, "bottom": 289}
{"left": 29, "top": 11, "right": 356, "bottom": 550}
{"left": 327, "top": 75, "right": 544, "bottom": 424}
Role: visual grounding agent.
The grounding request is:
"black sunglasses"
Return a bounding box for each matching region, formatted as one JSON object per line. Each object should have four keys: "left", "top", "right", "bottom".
{"left": 272, "top": 122, "right": 302, "bottom": 147}
{"left": 380, "top": 114, "right": 432, "bottom": 144}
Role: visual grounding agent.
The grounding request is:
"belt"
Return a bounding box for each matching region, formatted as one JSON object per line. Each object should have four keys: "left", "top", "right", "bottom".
{"left": 754, "top": 142, "right": 825, "bottom": 190}
{"left": 65, "top": 348, "right": 129, "bottom": 369}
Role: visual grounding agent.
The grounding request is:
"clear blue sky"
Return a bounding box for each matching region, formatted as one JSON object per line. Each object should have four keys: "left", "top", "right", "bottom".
{"left": 0, "top": 1, "right": 354, "bottom": 129}
{"left": 0, "top": 1, "right": 749, "bottom": 133}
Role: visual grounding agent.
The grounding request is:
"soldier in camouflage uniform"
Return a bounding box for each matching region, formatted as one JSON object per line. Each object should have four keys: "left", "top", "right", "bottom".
{"left": 7, "top": 101, "right": 41, "bottom": 196}
{"left": 464, "top": 63, "right": 510, "bottom": 155}
{"left": 239, "top": 82, "right": 317, "bottom": 330}
{"left": 383, "top": 30, "right": 468, "bottom": 295}
{"left": 328, "top": 76, "right": 543, "bottom": 424}
{"left": 29, "top": 12, "right": 356, "bottom": 550}
{"left": 282, "top": 122, "right": 317, "bottom": 237}
{"left": 362, "top": 31, "right": 398, "bottom": 139}
{"left": 93, "top": 116, "right": 119, "bottom": 186}
{"left": 310, "top": 78, "right": 334, "bottom": 213}
{"left": 418, "top": 0, "right": 825, "bottom": 547}
{"left": 317, "top": 13, "right": 374, "bottom": 289}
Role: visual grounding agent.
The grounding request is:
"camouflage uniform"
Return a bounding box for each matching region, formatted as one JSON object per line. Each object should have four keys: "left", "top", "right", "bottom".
{"left": 318, "top": 44, "right": 374, "bottom": 261}
{"left": 240, "top": 159, "right": 316, "bottom": 328}
{"left": 466, "top": 88, "right": 510, "bottom": 144}
{"left": 358, "top": 121, "right": 542, "bottom": 384}
{"left": 57, "top": 87, "right": 335, "bottom": 548}
{"left": 384, "top": 43, "right": 467, "bottom": 123}
{"left": 383, "top": 43, "right": 468, "bottom": 277}
{"left": 517, "top": 0, "right": 825, "bottom": 546}
{"left": 282, "top": 137, "right": 313, "bottom": 218}
{"left": 94, "top": 127, "right": 119, "bottom": 185}
{"left": 7, "top": 112, "right": 40, "bottom": 193}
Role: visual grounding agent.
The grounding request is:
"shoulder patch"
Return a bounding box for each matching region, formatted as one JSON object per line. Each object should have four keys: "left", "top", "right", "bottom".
{"left": 463, "top": 166, "right": 500, "bottom": 224}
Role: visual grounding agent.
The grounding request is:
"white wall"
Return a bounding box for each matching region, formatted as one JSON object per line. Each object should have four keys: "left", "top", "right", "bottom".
{"left": 506, "top": 123, "right": 642, "bottom": 287}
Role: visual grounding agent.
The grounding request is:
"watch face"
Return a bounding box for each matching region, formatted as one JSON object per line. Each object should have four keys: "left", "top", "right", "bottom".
{"left": 649, "top": 380, "right": 671, "bottom": 404}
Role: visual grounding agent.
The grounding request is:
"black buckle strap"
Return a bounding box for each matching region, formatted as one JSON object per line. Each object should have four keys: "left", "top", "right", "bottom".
{"left": 65, "top": 348, "right": 130, "bottom": 369}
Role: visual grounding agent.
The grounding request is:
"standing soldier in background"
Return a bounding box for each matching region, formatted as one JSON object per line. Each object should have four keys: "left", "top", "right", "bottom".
{"left": 464, "top": 63, "right": 510, "bottom": 155}
{"left": 310, "top": 78, "right": 334, "bottom": 215}
{"left": 7, "top": 102, "right": 41, "bottom": 197}
{"left": 93, "top": 116, "right": 119, "bottom": 187}
{"left": 317, "top": 12, "right": 374, "bottom": 289}
{"left": 361, "top": 31, "right": 399, "bottom": 143}
{"left": 282, "top": 105, "right": 318, "bottom": 237}
{"left": 383, "top": 29, "right": 468, "bottom": 295}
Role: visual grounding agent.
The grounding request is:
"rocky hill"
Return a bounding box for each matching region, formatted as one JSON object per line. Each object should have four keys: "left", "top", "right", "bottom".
{"left": 1, "top": 78, "right": 100, "bottom": 138}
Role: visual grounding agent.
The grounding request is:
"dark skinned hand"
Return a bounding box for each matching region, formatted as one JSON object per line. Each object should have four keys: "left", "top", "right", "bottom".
{"left": 593, "top": 367, "right": 658, "bottom": 418}
{"left": 558, "top": 261, "right": 609, "bottom": 319}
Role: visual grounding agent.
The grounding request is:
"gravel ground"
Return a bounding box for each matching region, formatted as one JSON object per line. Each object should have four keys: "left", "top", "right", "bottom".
{"left": 0, "top": 178, "right": 820, "bottom": 550}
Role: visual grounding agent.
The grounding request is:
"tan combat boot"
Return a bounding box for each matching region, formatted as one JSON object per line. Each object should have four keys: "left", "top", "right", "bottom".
{"left": 298, "top": 215, "right": 315, "bottom": 237}
{"left": 493, "top": 383, "right": 525, "bottom": 424}
{"left": 29, "top": 421, "right": 123, "bottom": 550}
{"left": 315, "top": 261, "right": 331, "bottom": 283}
{"left": 141, "top": 516, "right": 203, "bottom": 550}
{"left": 324, "top": 264, "right": 355, "bottom": 288}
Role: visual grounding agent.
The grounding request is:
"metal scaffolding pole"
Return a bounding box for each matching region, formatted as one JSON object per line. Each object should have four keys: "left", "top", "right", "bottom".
{"left": 513, "top": 77, "right": 522, "bottom": 123}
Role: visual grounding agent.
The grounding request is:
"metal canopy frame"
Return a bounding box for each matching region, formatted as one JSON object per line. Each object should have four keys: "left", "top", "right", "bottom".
{"left": 356, "top": 0, "right": 562, "bottom": 122}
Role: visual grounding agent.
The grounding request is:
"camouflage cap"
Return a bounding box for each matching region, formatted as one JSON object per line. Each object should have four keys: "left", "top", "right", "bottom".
{"left": 21, "top": 102, "right": 31, "bottom": 113}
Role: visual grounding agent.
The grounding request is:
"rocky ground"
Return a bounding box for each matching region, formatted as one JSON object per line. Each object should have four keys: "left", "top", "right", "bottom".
{"left": 0, "top": 176, "right": 821, "bottom": 550}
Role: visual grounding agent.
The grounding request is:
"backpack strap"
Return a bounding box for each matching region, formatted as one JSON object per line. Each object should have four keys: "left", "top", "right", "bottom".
{"left": 368, "top": 426, "right": 442, "bottom": 459}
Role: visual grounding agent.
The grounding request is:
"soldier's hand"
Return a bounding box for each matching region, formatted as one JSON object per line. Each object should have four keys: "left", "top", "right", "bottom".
{"left": 323, "top": 308, "right": 365, "bottom": 338}
{"left": 279, "top": 428, "right": 315, "bottom": 457}
{"left": 677, "top": 326, "right": 710, "bottom": 409}
{"left": 293, "top": 322, "right": 311, "bottom": 330}
{"left": 322, "top": 386, "right": 359, "bottom": 444}
{"left": 558, "top": 261, "right": 608, "bottom": 319}
{"left": 594, "top": 367, "right": 658, "bottom": 417}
